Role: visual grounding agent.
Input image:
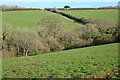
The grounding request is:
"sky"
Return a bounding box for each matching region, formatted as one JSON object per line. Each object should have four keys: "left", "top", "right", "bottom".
{"left": 1, "top": 2, "right": 119, "bottom": 8}
{"left": 1, "top": 0, "right": 119, "bottom": 2}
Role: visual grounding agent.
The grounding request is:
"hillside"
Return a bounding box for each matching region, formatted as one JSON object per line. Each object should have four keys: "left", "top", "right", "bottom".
{"left": 2, "top": 10, "right": 79, "bottom": 31}
{"left": 2, "top": 9, "right": 118, "bottom": 31}
{"left": 61, "top": 9, "right": 118, "bottom": 21}
{"left": 2, "top": 43, "right": 119, "bottom": 78}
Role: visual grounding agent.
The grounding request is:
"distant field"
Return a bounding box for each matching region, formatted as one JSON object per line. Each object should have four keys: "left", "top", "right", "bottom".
{"left": 2, "top": 9, "right": 118, "bottom": 31}
{"left": 2, "top": 10, "right": 78, "bottom": 31}
{"left": 61, "top": 9, "right": 118, "bottom": 21}
{"left": 2, "top": 43, "right": 119, "bottom": 78}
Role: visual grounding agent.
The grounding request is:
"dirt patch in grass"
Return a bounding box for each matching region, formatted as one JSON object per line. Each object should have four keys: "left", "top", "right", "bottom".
{"left": 91, "top": 69, "right": 120, "bottom": 78}
{"left": 10, "top": 61, "right": 46, "bottom": 72}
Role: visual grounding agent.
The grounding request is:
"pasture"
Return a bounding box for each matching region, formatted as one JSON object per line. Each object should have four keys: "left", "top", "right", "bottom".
{"left": 61, "top": 9, "right": 118, "bottom": 21}
{"left": 2, "top": 43, "right": 119, "bottom": 78}
{"left": 2, "top": 9, "right": 118, "bottom": 31}
{"left": 2, "top": 10, "right": 78, "bottom": 31}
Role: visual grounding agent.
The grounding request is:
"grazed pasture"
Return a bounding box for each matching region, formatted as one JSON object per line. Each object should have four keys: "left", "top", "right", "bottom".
{"left": 2, "top": 10, "right": 79, "bottom": 31}
{"left": 2, "top": 43, "right": 119, "bottom": 78}
{"left": 61, "top": 9, "right": 118, "bottom": 21}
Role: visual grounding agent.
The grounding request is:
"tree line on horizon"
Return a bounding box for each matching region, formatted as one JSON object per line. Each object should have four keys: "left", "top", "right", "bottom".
{"left": 0, "top": 4, "right": 118, "bottom": 12}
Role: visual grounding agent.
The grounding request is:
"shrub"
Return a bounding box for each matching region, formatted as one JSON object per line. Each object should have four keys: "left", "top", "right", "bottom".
{"left": 2, "top": 22, "right": 12, "bottom": 40}
{"left": 6, "top": 31, "right": 46, "bottom": 56}
{"left": 80, "top": 39, "right": 93, "bottom": 47}
{"left": 37, "top": 14, "right": 65, "bottom": 51}
{"left": 43, "top": 36, "right": 64, "bottom": 52}
{"left": 93, "top": 20, "right": 117, "bottom": 34}
{"left": 115, "top": 26, "right": 120, "bottom": 42}
{"left": 59, "top": 31, "right": 81, "bottom": 49}
{"left": 73, "top": 24, "right": 101, "bottom": 40}
{"left": 2, "top": 22, "right": 12, "bottom": 51}
{"left": 105, "top": 25, "right": 120, "bottom": 42}
{"left": 79, "top": 17, "right": 94, "bottom": 24}
{"left": 93, "top": 34, "right": 116, "bottom": 45}
{"left": 73, "top": 19, "right": 118, "bottom": 46}
{"left": 91, "top": 19, "right": 118, "bottom": 44}
{"left": 38, "top": 14, "right": 65, "bottom": 37}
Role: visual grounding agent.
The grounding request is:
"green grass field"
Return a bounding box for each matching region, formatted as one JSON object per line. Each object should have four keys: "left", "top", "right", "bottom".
{"left": 2, "top": 9, "right": 118, "bottom": 31}
{"left": 2, "top": 10, "right": 78, "bottom": 31}
{"left": 61, "top": 9, "right": 118, "bottom": 21}
{"left": 2, "top": 43, "right": 119, "bottom": 78}
{"left": 2, "top": 9, "right": 119, "bottom": 78}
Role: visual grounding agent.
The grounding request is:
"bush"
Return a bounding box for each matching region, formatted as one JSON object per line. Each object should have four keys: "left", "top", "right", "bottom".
{"left": 2, "top": 22, "right": 12, "bottom": 40}
{"left": 5, "top": 31, "right": 46, "bottom": 56}
{"left": 59, "top": 31, "right": 81, "bottom": 49}
{"left": 79, "top": 17, "right": 94, "bottom": 24}
{"left": 73, "top": 19, "right": 118, "bottom": 46}
{"left": 37, "top": 14, "right": 65, "bottom": 51}
{"left": 80, "top": 39, "right": 93, "bottom": 47}
{"left": 73, "top": 24, "right": 101, "bottom": 40}
{"left": 2, "top": 22, "right": 12, "bottom": 51}
{"left": 93, "top": 20, "right": 117, "bottom": 34}
{"left": 38, "top": 14, "right": 65, "bottom": 36}
{"left": 115, "top": 26, "right": 120, "bottom": 42}
{"left": 43, "top": 36, "right": 64, "bottom": 52}
{"left": 93, "top": 34, "right": 116, "bottom": 45}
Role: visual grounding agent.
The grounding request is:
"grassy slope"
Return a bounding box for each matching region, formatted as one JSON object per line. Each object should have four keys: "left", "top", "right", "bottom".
{"left": 61, "top": 9, "right": 118, "bottom": 21}
{"left": 2, "top": 10, "right": 78, "bottom": 31}
{"left": 2, "top": 9, "right": 118, "bottom": 31}
{"left": 2, "top": 43, "right": 119, "bottom": 78}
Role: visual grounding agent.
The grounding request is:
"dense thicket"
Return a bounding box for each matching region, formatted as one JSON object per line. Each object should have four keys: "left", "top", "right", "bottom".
{"left": 2, "top": 14, "right": 119, "bottom": 57}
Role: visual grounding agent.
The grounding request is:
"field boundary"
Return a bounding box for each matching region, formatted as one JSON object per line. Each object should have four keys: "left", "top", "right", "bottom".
{"left": 45, "top": 9, "right": 90, "bottom": 25}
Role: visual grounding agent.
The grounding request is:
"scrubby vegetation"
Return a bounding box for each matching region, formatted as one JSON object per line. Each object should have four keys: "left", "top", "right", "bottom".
{"left": 2, "top": 13, "right": 119, "bottom": 57}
